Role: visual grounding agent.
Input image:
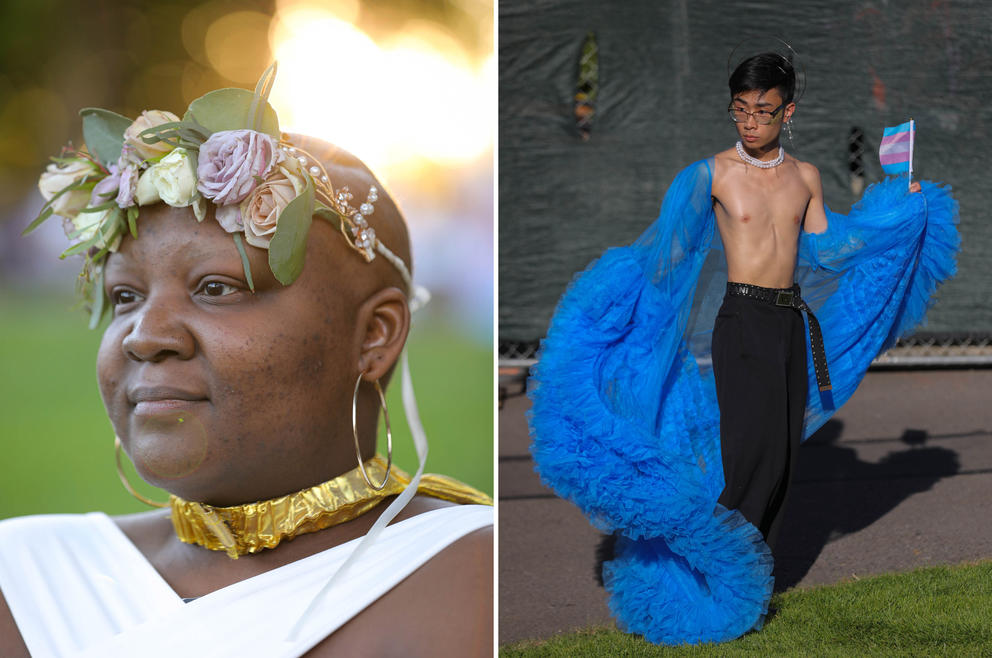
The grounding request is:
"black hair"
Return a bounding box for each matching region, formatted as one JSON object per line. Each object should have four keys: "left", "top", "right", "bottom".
{"left": 729, "top": 53, "right": 796, "bottom": 103}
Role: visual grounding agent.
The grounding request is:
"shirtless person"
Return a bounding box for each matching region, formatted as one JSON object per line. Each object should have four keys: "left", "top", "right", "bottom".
{"left": 528, "top": 49, "right": 952, "bottom": 644}
{"left": 710, "top": 53, "right": 915, "bottom": 550}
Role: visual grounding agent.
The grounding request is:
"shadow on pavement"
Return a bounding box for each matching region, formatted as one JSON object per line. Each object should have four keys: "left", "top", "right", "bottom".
{"left": 592, "top": 419, "right": 962, "bottom": 591}
{"left": 772, "top": 419, "right": 961, "bottom": 590}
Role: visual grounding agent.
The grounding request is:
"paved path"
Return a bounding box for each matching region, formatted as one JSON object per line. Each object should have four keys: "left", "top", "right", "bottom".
{"left": 498, "top": 369, "right": 992, "bottom": 645}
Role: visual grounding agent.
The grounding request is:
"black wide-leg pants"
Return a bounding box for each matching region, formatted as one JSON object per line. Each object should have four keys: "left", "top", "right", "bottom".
{"left": 711, "top": 293, "right": 808, "bottom": 552}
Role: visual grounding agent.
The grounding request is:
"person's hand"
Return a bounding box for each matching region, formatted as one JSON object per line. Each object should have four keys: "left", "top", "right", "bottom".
{"left": 909, "top": 181, "right": 921, "bottom": 194}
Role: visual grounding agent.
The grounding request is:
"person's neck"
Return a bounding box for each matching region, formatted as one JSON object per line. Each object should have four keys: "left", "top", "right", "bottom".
{"left": 739, "top": 139, "right": 782, "bottom": 160}
{"left": 169, "top": 454, "right": 403, "bottom": 558}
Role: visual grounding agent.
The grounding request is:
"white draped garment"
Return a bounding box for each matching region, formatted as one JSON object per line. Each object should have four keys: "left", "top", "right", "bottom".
{"left": 0, "top": 504, "right": 492, "bottom": 658}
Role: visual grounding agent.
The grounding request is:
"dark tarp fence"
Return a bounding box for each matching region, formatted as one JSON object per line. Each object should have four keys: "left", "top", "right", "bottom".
{"left": 499, "top": 0, "right": 992, "bottom": 342}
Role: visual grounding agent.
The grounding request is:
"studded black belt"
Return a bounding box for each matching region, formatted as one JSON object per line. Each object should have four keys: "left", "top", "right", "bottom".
{"left": 726, "top": 282, "right": 832, "bottom": 392}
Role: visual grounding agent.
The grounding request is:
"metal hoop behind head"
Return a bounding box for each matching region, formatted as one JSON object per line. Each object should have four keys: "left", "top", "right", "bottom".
{"left": 351, "top": 373, "right": 393, "bottom": 491}
{"left": 727, "top": 35, "right": 807, "bottom": 104}
{"left": 114, "top": 436, "right": 168, "bottom": 508}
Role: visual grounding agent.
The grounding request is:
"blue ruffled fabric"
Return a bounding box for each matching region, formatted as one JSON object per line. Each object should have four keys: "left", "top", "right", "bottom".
{"left": 528, "top": 158, "right": 959, "bottom": 644}
{"left": 798, "top": 178, "right": 960, "bottom": 436}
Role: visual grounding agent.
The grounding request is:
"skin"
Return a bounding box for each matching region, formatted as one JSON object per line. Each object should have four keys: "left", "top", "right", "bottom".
{"left": 713, "top": 88, "right": 920, "bottom": 288}
{"left": 712, "top": 87, "right": 826, "bottom": 288}
{"left": 706, "top": 84, "right": 924, "bottom": 552}
{"left": 0, "top": 142, "right": 492, "bottom": 657}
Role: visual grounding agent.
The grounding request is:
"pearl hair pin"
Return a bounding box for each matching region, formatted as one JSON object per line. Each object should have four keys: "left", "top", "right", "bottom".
{"left": 274, "top": 141, "right": 415, "bottom": 297}
{"left": 280, "top": 142, "right": 381, "bottom": 263}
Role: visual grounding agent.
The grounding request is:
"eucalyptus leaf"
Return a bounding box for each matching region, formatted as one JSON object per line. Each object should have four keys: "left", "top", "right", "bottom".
{"left": 249, "top": 63, "right": 277, "bottom": 132}
{"left": 64, "top": 224, "right": 88, "bottom": 241}
{"left": 22, "top": 206, "right": 54, "bottom": 236}
{"left": 177, "top": 118, "right": 212, "bottom": 143}
{"left": 78, "top": 200, "right": 117, "bottom": 213}
{"left": 89, "top": 266, "right": 106, "bottom": 330}
{"left": 138, "top": 120, "right": 184, "bottom": 140}
{"left": 23, "top": 177, "right": 96, "bottom": 236}
{"left": 61, "top": 237, "right": 96, "bottom": 258}
{"left": 91, "top": 223, "right": 121, "bottom": 263}
{"left": 140, "top": 120, "right": 210, "bottom": 150}
{"left": 268, "top": 178, "right": 314, "bottom": 285}
{"left": 89, "top": 244, "right": 109, "bottom": 264}
{"left": 232, "top": 233, "right": 255, "bottom": 292}
{"left": 175, "top": 127, "right": 210, "bottom": 149}
{"left": 254, "top": 63, "right": 277, "bottom": 100}
{"left": 127, "top": 206, "right": 139, "bottom": 238}
{"left": 105, "top": 206, "right": 124, "bottom": 236}
{"left": 184, "top": 88, "right": 279, "bottom": 137}
{"left": 80, "top": 108, "right": 132, "bottom": 165}
{"left": 152, "top": 134, "right": 183, "bottom": 150}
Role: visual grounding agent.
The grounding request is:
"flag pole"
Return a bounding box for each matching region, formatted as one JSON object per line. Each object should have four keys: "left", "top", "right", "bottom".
{"left": 908, "top": 118, "right": 914, "bottom": 192}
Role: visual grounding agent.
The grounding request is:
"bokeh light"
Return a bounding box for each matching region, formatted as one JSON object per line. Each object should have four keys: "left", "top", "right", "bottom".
{"left": 204, "top": 11, "right": 273, "bottom": 83}
{"left": 268, "top": 3, "right": 493, "bottom": 181}
{"left": 276, "top": 0, "right": 360, "bottom": 24}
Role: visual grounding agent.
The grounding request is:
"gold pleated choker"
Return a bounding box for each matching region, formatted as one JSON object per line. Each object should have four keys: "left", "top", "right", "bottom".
{"left": 169, "top": 455, "right": 492, "bottom": 559}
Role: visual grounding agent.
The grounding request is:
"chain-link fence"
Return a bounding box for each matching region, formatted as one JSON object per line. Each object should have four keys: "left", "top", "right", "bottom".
{"left": 500, "top": 332, "right": 992, "bottom": 368}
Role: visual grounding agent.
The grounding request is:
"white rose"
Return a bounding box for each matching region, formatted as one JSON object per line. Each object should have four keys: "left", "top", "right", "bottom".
{"left": 38, "top": 160, "right": 93, "bottom": 218}
{"left": 136, "top": 147, "right": 199, "bottom": 208}
{"left": 70, "top": 207, "right": 121, "bottom": 251}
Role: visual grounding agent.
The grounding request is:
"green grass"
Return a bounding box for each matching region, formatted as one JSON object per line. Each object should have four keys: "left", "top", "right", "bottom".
{"left": 0, "top": 291, "right": 492, "bottom": 518}
{"left": 501, "top": 561, "right": 992, "bottom": 657}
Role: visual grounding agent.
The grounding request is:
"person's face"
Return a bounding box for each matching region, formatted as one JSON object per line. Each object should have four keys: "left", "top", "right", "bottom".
{"left": 97, "top": 204, "right": 368, "bottom": 506}
{"left": 730, "top": 88, "right": 794, "bottom": 150}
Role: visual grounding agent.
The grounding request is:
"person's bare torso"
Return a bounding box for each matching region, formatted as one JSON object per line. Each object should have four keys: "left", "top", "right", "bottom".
{"left": 711, "top": 148, "right": 816, "bottom": 289}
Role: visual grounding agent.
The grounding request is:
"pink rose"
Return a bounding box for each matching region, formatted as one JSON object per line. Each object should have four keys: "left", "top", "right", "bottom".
{"left": 90, "top": 164, "right": 120, "bottom": 206}
{"left": 241, "top": 158, "right": 306, "bottom": 248}
{"left": 116, "top": 163, "right": 139, "bottom": 208}
{"left": 214, "top": 205, "right": 243, "bottom": 233}
{"left": 197, "top": 129, "right": 280, "bottom": 206}
{"left": 118, "top": 143, "right": 142, "bottom": 168}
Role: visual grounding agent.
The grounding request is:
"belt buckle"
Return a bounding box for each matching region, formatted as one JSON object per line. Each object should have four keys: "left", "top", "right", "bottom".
{"left": 775, "top": 290, "right": 794, "bottom": 307}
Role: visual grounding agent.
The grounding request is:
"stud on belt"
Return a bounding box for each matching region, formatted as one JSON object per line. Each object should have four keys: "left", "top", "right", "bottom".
{"left": 726, "top": 282, "right": 833, "bottom": 392}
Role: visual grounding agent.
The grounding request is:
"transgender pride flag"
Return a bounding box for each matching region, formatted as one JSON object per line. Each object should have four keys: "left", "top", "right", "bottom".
{"left": 879, "top": 119, "right": 915, "bottom": 176}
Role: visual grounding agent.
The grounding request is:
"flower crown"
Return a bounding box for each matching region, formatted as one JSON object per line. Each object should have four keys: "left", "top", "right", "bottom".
{"left": 26, "top": 64, "right": 413, "bottom": 328}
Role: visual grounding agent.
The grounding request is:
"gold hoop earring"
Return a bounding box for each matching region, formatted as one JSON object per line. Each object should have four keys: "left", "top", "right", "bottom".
{"left": 351, "top": 372, "right": 393, "bottom": 491}
{"left": 114, "top": 436, "right": 168, "bottom": 508}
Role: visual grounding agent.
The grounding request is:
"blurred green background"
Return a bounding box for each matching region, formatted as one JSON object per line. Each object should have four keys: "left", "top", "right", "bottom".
{"left": 0, "top": 291, "right": 492, "bottom": 517}
{"left": 0, "top": 0, "right": 494, "bottom": 518}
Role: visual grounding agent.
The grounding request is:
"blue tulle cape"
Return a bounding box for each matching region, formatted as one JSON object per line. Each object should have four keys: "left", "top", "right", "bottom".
{"left": 527, "top": 157, "right": 959, "bottom": 644}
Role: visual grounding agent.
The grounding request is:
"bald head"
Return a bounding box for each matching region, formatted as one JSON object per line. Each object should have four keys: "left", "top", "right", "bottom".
{"left": 283, "top": 133, "right": 412, "bottom": 298}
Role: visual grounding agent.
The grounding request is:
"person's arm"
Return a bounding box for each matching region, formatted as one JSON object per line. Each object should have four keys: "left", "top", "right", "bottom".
{"left": 799, "top": 162, "right": 828, "bottom": 234}
{"left": 0, "top": 590, "right": 31, "bottom": 658}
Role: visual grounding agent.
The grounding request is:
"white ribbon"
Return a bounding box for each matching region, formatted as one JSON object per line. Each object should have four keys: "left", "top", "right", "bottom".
{"left": 286, "top": 349, "right": 428, "bottom": 641}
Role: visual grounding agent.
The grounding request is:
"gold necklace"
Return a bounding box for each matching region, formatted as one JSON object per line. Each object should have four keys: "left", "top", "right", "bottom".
{"left": 170, "top": 455, "right": 491, "bottom": 558}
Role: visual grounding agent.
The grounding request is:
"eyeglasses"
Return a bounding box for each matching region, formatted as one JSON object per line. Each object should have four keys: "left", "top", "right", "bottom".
{"left": 728, "top": 104, "right": 784, "bottom": 125}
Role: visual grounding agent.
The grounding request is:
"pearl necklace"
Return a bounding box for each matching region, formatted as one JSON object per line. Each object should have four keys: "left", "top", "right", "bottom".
{"left": 736, "top": 141, "right": 784, "bottom": 169}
